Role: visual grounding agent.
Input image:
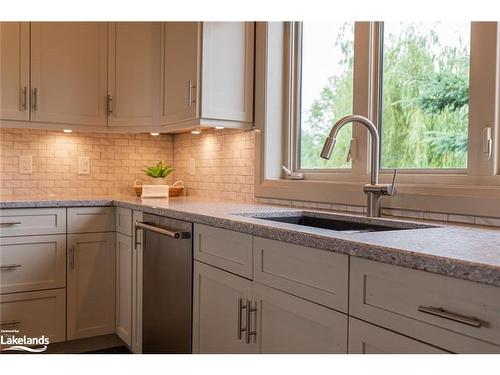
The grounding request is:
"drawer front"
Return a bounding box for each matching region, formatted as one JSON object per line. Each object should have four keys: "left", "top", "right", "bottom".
{"left": 68, "top": 207, "right": 115, "bottom": 233}
{"left": 0, "top": 235, "right": 66, "bottom": 294}
{"left": 194, "top": 224, "right": 253, "bottom": 278}
{"left": 116, "top": 207, "right": 132, "bottom": 236}
{"left": 0, "top": 289, "right": 66, "bottom": 345}
{"left": 350, "top": 257, "right": 500, "bottom": 353}
{"left": 0, "top": 208, "right": 66, "bottom": 237}
{"left": 253, "top": 237, "right": 348, "bottom": 313}
{"left": 348, "top": 318, "right": 448, "bottom": 354}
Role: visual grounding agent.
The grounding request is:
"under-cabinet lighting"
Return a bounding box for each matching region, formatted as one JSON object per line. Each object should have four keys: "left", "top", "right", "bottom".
{"left": 150, "top": 133, "right": 160, "bottom": 136}
{"left": 214, "top": 126, "right": 225, "bottom": 130}
{"left": 191, "top": 128, "right": 202, "bottom": 135}
{"left": 63, "top": 129, "right": 72, "bottom": 133}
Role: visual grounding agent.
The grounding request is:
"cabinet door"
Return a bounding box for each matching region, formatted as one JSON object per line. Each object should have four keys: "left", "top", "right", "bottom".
{"left": 115, "top": 232, "right": 133, "bottom": 346}
{"left": 193, "top": 261, "right": 256, "bottom": 353}
{"left": 253, "top": 282, "right": 348, "bottom": 354}
{"left": 108, "top": 22, "right": 161, "bottom": 126}
{"left": 30, "top": 22, "right": 107, "bottom": 126}
{"left": 201, "top": 22, "right": 254, "bottom": 123}
{"left": 161, "top": 22, "right": 200, "bottom": 125}
{"left": 348, "top": 318, "right": 448, "bottom": 354}
{"left": 131, "top": 210, "right": 143, "bottom": 353}
{"left": 0, "top": 22, "right": 30, "bottom": 121}
{"left": 67, "top": 232, "right": 115, "bottom": 340}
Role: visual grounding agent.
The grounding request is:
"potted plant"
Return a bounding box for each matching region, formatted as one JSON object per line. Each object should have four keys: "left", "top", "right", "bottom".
{"left": 143, "top": 160, "right": 174, "bottom": 185}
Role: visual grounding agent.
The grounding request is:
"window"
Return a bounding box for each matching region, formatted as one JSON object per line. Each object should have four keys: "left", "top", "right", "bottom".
{"left": 297, "top": 22, "right": 355, "bottom": 170}
{"left": 379, "top": 22, "right": 471, "bottom": 169}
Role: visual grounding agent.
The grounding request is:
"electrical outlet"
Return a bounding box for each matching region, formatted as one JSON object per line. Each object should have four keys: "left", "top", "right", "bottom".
{"left": 19, "top": 155, "right": 32, "bottom": 174}
{"left": 78, "top": 156, "right": 90, "bottom": 175}
{"left": 189, "top": 158, "right": 196, "bottom": 175}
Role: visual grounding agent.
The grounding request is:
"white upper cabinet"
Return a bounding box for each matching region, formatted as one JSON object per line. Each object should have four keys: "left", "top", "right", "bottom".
{"left": 161, "top": 22, "right": 200, "bottom": 125}
{"left": 201, "top": 22, "right": 254, "bottom": 124}
{"left": 161, "top": 22, "right": 255, "bottom": 131}
{"left": 108, "top": 22, "right": 161, "bottom": 127}
{"left": 30, "top": 22, "right": 108, "bottom": 126}
{"left": 0, "top": 22, "right": 30, "bottom": 121}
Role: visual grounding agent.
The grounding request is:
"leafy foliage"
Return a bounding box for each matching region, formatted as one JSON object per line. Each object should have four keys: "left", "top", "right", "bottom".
{"left": 143, "top": 160, "right": 174, "bottom": 178}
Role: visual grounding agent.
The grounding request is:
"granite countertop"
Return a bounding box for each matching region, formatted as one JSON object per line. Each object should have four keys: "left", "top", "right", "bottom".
{"left": 1, "top": 195, "right": 500, "bottom": 287}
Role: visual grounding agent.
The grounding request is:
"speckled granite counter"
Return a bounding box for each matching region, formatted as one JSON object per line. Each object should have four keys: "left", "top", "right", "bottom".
{"left": 1, "top": 195, "right": 500, "bottom": 287}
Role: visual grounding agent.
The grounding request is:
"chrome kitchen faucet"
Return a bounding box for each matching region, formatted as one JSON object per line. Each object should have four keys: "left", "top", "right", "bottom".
{"left": 320, "top": 115, "right": 397, "bottom": 217}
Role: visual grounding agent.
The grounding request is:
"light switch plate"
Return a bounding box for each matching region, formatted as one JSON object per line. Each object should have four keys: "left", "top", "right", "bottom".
{"left": 189, "top": 158, "right": 196, "bottom": 175}
{"left": 19, "top": 155, "right": 32, "bottom": 174}
{"left": 78, "top": 156, "right": 90, "bottom": 175}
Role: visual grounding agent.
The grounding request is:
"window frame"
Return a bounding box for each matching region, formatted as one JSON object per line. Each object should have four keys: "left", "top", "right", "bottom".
{"left": 285, "top": 21, "right": 499, "bottom": 184}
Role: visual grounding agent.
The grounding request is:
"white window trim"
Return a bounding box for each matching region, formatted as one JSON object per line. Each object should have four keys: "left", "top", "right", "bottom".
{"left": 255, "top": 22, "right": 500, "bottom": 216}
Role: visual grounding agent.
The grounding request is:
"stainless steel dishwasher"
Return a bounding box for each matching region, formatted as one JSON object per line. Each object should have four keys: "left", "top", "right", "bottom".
{"left": 135, "top": 213, "right": 193, "bottom": 354}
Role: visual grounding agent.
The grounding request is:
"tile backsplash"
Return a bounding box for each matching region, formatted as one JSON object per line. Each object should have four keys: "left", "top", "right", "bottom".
{"left": 173, "top": 128, "right": 255, "bottom": 202}
{"left": 0, "top": 128, "right": 174, "bottom": 196}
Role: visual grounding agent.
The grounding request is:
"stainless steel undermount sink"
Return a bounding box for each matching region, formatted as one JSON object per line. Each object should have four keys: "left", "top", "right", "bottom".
{"left": 234, "top": 211, "right": 435, "bottom": 234}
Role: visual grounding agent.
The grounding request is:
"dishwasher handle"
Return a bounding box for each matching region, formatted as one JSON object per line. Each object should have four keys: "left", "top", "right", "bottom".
{"left": 135, "top": 221, "right": 190, "bottom": 239}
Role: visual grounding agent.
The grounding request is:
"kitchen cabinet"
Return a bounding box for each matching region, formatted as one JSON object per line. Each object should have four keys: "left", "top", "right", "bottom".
{"left": 254, "top": 282, "right": 347, "bottom": 353}
{"left": 192, "top": 261, "right": 256, "bottom": 353}
{"left": 30, "top": 22, "right": 108, "bottom": 126}
{"left": 108, "top": 22, "right": 161, "bottom": 127}
{"left": 161, "top": 22, "right": 255, "bottom": 131}
{"left": 115, "top": 232, "right": 133, "bottom": 346}
{"left": 67, "top": 232, "right": 115, "bottom": 340}
{"left": 0, "top": 22, "right": 30, "bottom": 121}
{"left": 348, "top": 318, "right": 448, "bottom": 354}
{"left": 160, "top": 22, "right": 200, "bottom": 125}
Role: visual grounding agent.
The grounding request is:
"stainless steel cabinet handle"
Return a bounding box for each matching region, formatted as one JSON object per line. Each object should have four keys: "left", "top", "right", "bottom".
{"left": 0, "top": 320, "right": 21, "bottom": 326}
{"left": 134, "top": 221, "right": 141, "bottom": 250}
{"left": 0, "top": 264, "right": 22, "bottom": 270}
{"left": 237, "top": 298, "right": 248, "bottom": 340}
{"left": 0, "top": 221, "right": 22, "bottom": 226}
{"left": 107, "top": 94, "right": 113, "bottom": 115}
{"left": 135, "top": 221, "right": 190, "bottom": 239}
{"left": 418, "top": 305, "right": 482, "bottom": 328}
{"left": 246, "top": 300, "right": 257, "bottom": 344}
{"left": 69, "top": 246, "right": 75, "bottom": 270}
{"left": 21, "top": 86, "right": 28, "bottom": 110}
{"left": 187, "top": 80, "right": 196, "bottom": 108}
{"left": 32, "top": 88, "right": 37, "bottom": 111}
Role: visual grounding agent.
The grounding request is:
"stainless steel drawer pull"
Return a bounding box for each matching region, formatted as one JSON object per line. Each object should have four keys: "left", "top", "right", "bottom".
{"left": 246, "top": 300, "right": 257, "bottom": 344}
{"left": 418, "top": 305, "right": 482, "bottom": 328}
{"left": 135, "top": 221, "right": 190, "bottom": 240}
{"left": 1, "top": 320, "right": 21, "bottom": 326}
{"left": 0, "top": 264, "right": 22, "bottom": 270}
{"left": 21, "top": 86, "right": 28, "bottom": 110}
{"left": 69, "top": 246, "right": 75, "bottom": 270}
{"left": 32, "top": 88, "right": 37, "bottom": 111}
{"left": 237, "top": 298, "right": 247, "bottom": 340}
{"left": 0, "top": 221, "right": 22, "bottom": 226}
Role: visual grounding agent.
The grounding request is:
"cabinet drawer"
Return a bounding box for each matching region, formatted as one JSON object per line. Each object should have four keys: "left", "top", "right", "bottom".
{"left": 0, "top": 208, "right": 66, "bottom": 237}
{"left": 68, "top": 207, "right": 115, "bottom": 233}
{"left": 0, "top": 288, "right": 66, "bottom": 345}
{"left": 253, "top": 237, "right": 348, "bottom": 313}
{"left": 0, "top": 234, "right": 66, "bottom": 294}
{"left": 116, "top": 207, "right": 133, "bottom": 236}
{"left": 350, "top": 257, "right": 500, "bottom": 353}
{"left": 348, "top": 318, "right": 448, "bottom": 354}
{"left": 194, "top": 224, "right": 253, "bottom": 278}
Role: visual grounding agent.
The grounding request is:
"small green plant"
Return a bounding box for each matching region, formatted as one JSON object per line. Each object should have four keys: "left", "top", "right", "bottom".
{"left": 143, "top": 160, "right": 174, "bottom": 178}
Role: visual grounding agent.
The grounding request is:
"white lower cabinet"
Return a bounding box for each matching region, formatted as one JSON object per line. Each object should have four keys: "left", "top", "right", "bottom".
{"left": 348, "top": 318, "right": 448, "bottom": 354}
{"left": 115, "top": 232, "right": 133, "bottom": 346}
{"left": 193, "top": 261, "right": 256, "bottom": 353}
{"left": 254, "top": 282, "right": 348, "bottom": 353}
{"left": 67, "top": 232, "right": 116, "bottom": 340}
{"left": 193, "top": 260, "right": 348, "bottom": 354}
{"left": 0, "top": 288, "right": 66, "bottom": 344}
